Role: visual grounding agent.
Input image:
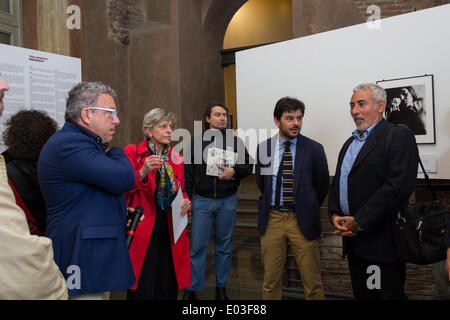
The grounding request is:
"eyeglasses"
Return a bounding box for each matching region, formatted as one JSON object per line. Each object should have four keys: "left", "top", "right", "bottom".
{"left": 88, "top": 107, "right": 118, "bottom": 118}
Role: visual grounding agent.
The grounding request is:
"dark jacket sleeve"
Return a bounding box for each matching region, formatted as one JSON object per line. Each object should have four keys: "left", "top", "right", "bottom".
{"left": 328, "top": 175, "right": 341, "bottom": 225}
{"left": 328, "top": 137, "right": 354, "bottom": 224}
{"left": 255, "top": 144, "right": 264, "bottom": 195}
{"left": 184, "top": 138, "right": 195, "bottom": 200}
{"left": 354, "top": 126, "right": 419, "bottom": 232}
{"left": 312, "top": 143, "right": 329, "bottom": 206}
{"left": 59, "top": 139, "right": 135, "bottom": 195}
{"left": 233, "top": 136, "right": 254, "bottom": 180}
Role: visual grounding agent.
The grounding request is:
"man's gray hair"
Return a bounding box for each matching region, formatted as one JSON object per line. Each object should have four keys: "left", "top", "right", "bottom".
{"left": 142, "top": 108, "right": 176, "bottom": 138}
{"left": 353, "top": 83, "right": 387, "bottom": 105}
{"left": 65, "top": 81, "right": 117, "bottom": 122}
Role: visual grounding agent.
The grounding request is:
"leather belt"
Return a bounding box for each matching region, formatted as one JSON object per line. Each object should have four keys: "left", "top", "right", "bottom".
{"left": 270, "top": 205, "right": 295, "bottom": 212}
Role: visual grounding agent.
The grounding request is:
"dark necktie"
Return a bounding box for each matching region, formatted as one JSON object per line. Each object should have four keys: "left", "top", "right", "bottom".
{"left": 275, "top": 141, "right": 294, "bottom": 208}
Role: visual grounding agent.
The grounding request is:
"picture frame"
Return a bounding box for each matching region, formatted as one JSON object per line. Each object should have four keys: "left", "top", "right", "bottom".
{"left": 377, "top": 74, "right": 436, "bottom": 144}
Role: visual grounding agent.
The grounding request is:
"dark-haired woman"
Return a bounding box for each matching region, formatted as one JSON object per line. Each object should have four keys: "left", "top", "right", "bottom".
{"left": 2, "top": 109, "right": 58, "bottom": 235}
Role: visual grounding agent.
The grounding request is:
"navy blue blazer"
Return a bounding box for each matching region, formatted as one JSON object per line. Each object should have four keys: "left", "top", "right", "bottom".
{"left": 38, "top": 122, "right": 136, "bottom": 295}
{"left": 328, "top": 119, "right": 419, "bottom": 263}
{"left": 255, "top": 134, "right": 329, "bottom": 240}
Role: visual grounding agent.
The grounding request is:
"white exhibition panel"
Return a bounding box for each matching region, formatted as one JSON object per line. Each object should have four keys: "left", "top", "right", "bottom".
{"left": 236, "top": 5, "right": 450, "bottom": 179}
{"left": 0, "top": 44, "right": 82, "bottom": 152}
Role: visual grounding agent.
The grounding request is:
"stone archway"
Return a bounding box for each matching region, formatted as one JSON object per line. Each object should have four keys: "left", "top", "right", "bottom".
{"left": 202, "top": 0, "right": 248, "bottom": 51}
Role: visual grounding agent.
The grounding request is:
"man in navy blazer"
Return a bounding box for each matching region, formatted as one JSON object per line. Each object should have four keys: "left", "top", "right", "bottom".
{"left": 38, "top": 82, "right": 136, "bottom": 299}
{"left": 328, "top": 83, "right": 419, "bottom": 300}
{"left": 255, "top": 97, "right": 329, "bottom": 300}
{"left": 447, "top": 241, "right": 450, "bottom": 281}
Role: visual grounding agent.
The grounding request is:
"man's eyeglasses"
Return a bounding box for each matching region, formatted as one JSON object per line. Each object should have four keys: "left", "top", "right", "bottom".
{"left": 88, "top": 107, "right": 118, "bottom": 118}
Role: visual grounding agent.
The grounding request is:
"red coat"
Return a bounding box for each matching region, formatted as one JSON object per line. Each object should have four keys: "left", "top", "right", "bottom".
{"left": 124, "top": 140, "right": 191, "bottom": 290}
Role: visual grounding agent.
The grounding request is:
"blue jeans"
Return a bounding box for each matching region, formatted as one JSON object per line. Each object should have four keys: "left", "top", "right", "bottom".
{"left": 187, "top": 193, "right": 237, "bottom": 291}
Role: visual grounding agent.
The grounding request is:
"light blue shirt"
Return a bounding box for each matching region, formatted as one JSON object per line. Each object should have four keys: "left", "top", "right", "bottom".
{"left": 339, "top": 120, "right": 382, "bottom": 215}
{"left": 271, "top": 135, "right": 297, "bottom": 207}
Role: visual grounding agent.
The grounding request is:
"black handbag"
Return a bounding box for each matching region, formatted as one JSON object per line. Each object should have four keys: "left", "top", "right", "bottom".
{"left": 387, "top": 126, "right": 450, "bottom": 265}
{"left": 393, "top": 192, "right": 449, "bottom": 265}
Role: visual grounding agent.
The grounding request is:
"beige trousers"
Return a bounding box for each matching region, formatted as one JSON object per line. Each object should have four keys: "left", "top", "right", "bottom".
{"left": 261, "top": 210, "right": 324, "bottom": 300}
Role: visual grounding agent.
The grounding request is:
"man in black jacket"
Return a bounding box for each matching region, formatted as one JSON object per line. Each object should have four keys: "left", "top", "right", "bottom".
{"left": 183, "top": 103, "right": 253, "bottom": 300}
{"left": 328, "top": 83, "right": 419, "bottom": 300}
{"left": 447, "top": 244, "right": 450, "bottom": 281}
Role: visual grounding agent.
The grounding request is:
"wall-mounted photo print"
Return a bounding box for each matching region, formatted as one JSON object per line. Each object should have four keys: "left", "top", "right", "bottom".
{"left": 377, "top": 74, "right": 436, "bottom": 144}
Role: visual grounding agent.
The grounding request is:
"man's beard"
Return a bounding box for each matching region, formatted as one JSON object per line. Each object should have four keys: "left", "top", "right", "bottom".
{"left": 353, "top": 116, "right": 368, "bottom": 132}
{"left": 281, "top": 126, "right": 300, "bottom": 139}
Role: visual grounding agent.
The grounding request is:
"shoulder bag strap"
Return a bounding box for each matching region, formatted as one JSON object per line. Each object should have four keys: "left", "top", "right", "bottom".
{"left": 385, "top": 124, "right": 437, "bottom": 201}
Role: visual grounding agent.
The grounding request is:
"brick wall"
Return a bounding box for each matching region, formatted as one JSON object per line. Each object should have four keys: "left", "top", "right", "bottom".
{"left": 106, "top": 0, "right": 146, "bottom": 45}
{"left": 354, "top": 0, "right": 450, "bottom": 19}
{"left": 104, "top": 0, "right": 450, "bottom": 46}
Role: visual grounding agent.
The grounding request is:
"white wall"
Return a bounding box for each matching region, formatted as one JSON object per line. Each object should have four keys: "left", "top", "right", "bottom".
{"left": 236, "top": 5, "right": 450, "bottom": 179}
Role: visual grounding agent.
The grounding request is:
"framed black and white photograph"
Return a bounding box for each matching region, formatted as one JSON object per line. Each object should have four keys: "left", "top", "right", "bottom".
{"left": 377, "top": 74, "right": 435, "bottom": 144}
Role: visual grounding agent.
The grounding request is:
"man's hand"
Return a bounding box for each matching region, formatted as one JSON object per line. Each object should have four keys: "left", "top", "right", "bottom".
{"left": 332, "top": 214, "right": 358, "bottom": 237}
{"left": 446, "top": 248, "right": 450, "bottom": 282}
{"left": 331, "top": 214, "right": 347, "bottom": 234}
{"left": 218, "top": 167, "right": 235, "bottom": 181}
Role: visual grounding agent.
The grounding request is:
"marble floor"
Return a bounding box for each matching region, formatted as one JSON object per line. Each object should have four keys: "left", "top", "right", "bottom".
{"left": 179, "top": 230, "right": 352, "bottom": 301}
{"left": 111, "top": 227, "right": 449, "bottom": 300}
{"left": 112, "top": 231, "right": 309, "bottom": 301}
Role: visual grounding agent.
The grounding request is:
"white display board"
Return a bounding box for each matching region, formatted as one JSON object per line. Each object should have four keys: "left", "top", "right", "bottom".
{"left": 0, "top": 44, "right": 82, "bottom": 152}
{"left": 236, "top": 5, "right": 450, "bottom": 179}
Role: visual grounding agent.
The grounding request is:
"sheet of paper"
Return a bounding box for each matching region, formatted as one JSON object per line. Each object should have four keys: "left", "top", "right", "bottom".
{"left": 172, "top": 185, "right": 187, "bottom": 244}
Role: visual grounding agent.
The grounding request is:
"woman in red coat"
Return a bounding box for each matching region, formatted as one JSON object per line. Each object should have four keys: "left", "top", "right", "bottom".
{"left": 124, "top": 108, "right": 191, "bottom": 300}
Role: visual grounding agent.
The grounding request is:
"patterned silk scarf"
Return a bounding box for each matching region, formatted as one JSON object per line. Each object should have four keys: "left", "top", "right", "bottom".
{"left": 147, "top": 140, "right": 177, "bottom": 210}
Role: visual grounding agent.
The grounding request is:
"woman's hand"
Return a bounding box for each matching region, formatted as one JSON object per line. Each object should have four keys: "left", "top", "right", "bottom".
{"left": 181, "top": 198, "right": 191, "bottom": 216}
{"left": 139, "top": 155, "right": 164, "bottom": 179}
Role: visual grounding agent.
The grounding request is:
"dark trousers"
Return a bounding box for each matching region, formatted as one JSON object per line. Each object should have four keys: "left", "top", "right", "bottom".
{"left": 347, "top": 252, "right": 407, "bottom": 300}
{"left": 127, "top": 207, "right": 178, "bottom": 300}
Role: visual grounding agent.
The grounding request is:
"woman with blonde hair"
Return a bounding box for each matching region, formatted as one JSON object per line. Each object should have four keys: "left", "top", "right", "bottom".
{"left": 124, "top": 108, "right": 191, "bottom": 300}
